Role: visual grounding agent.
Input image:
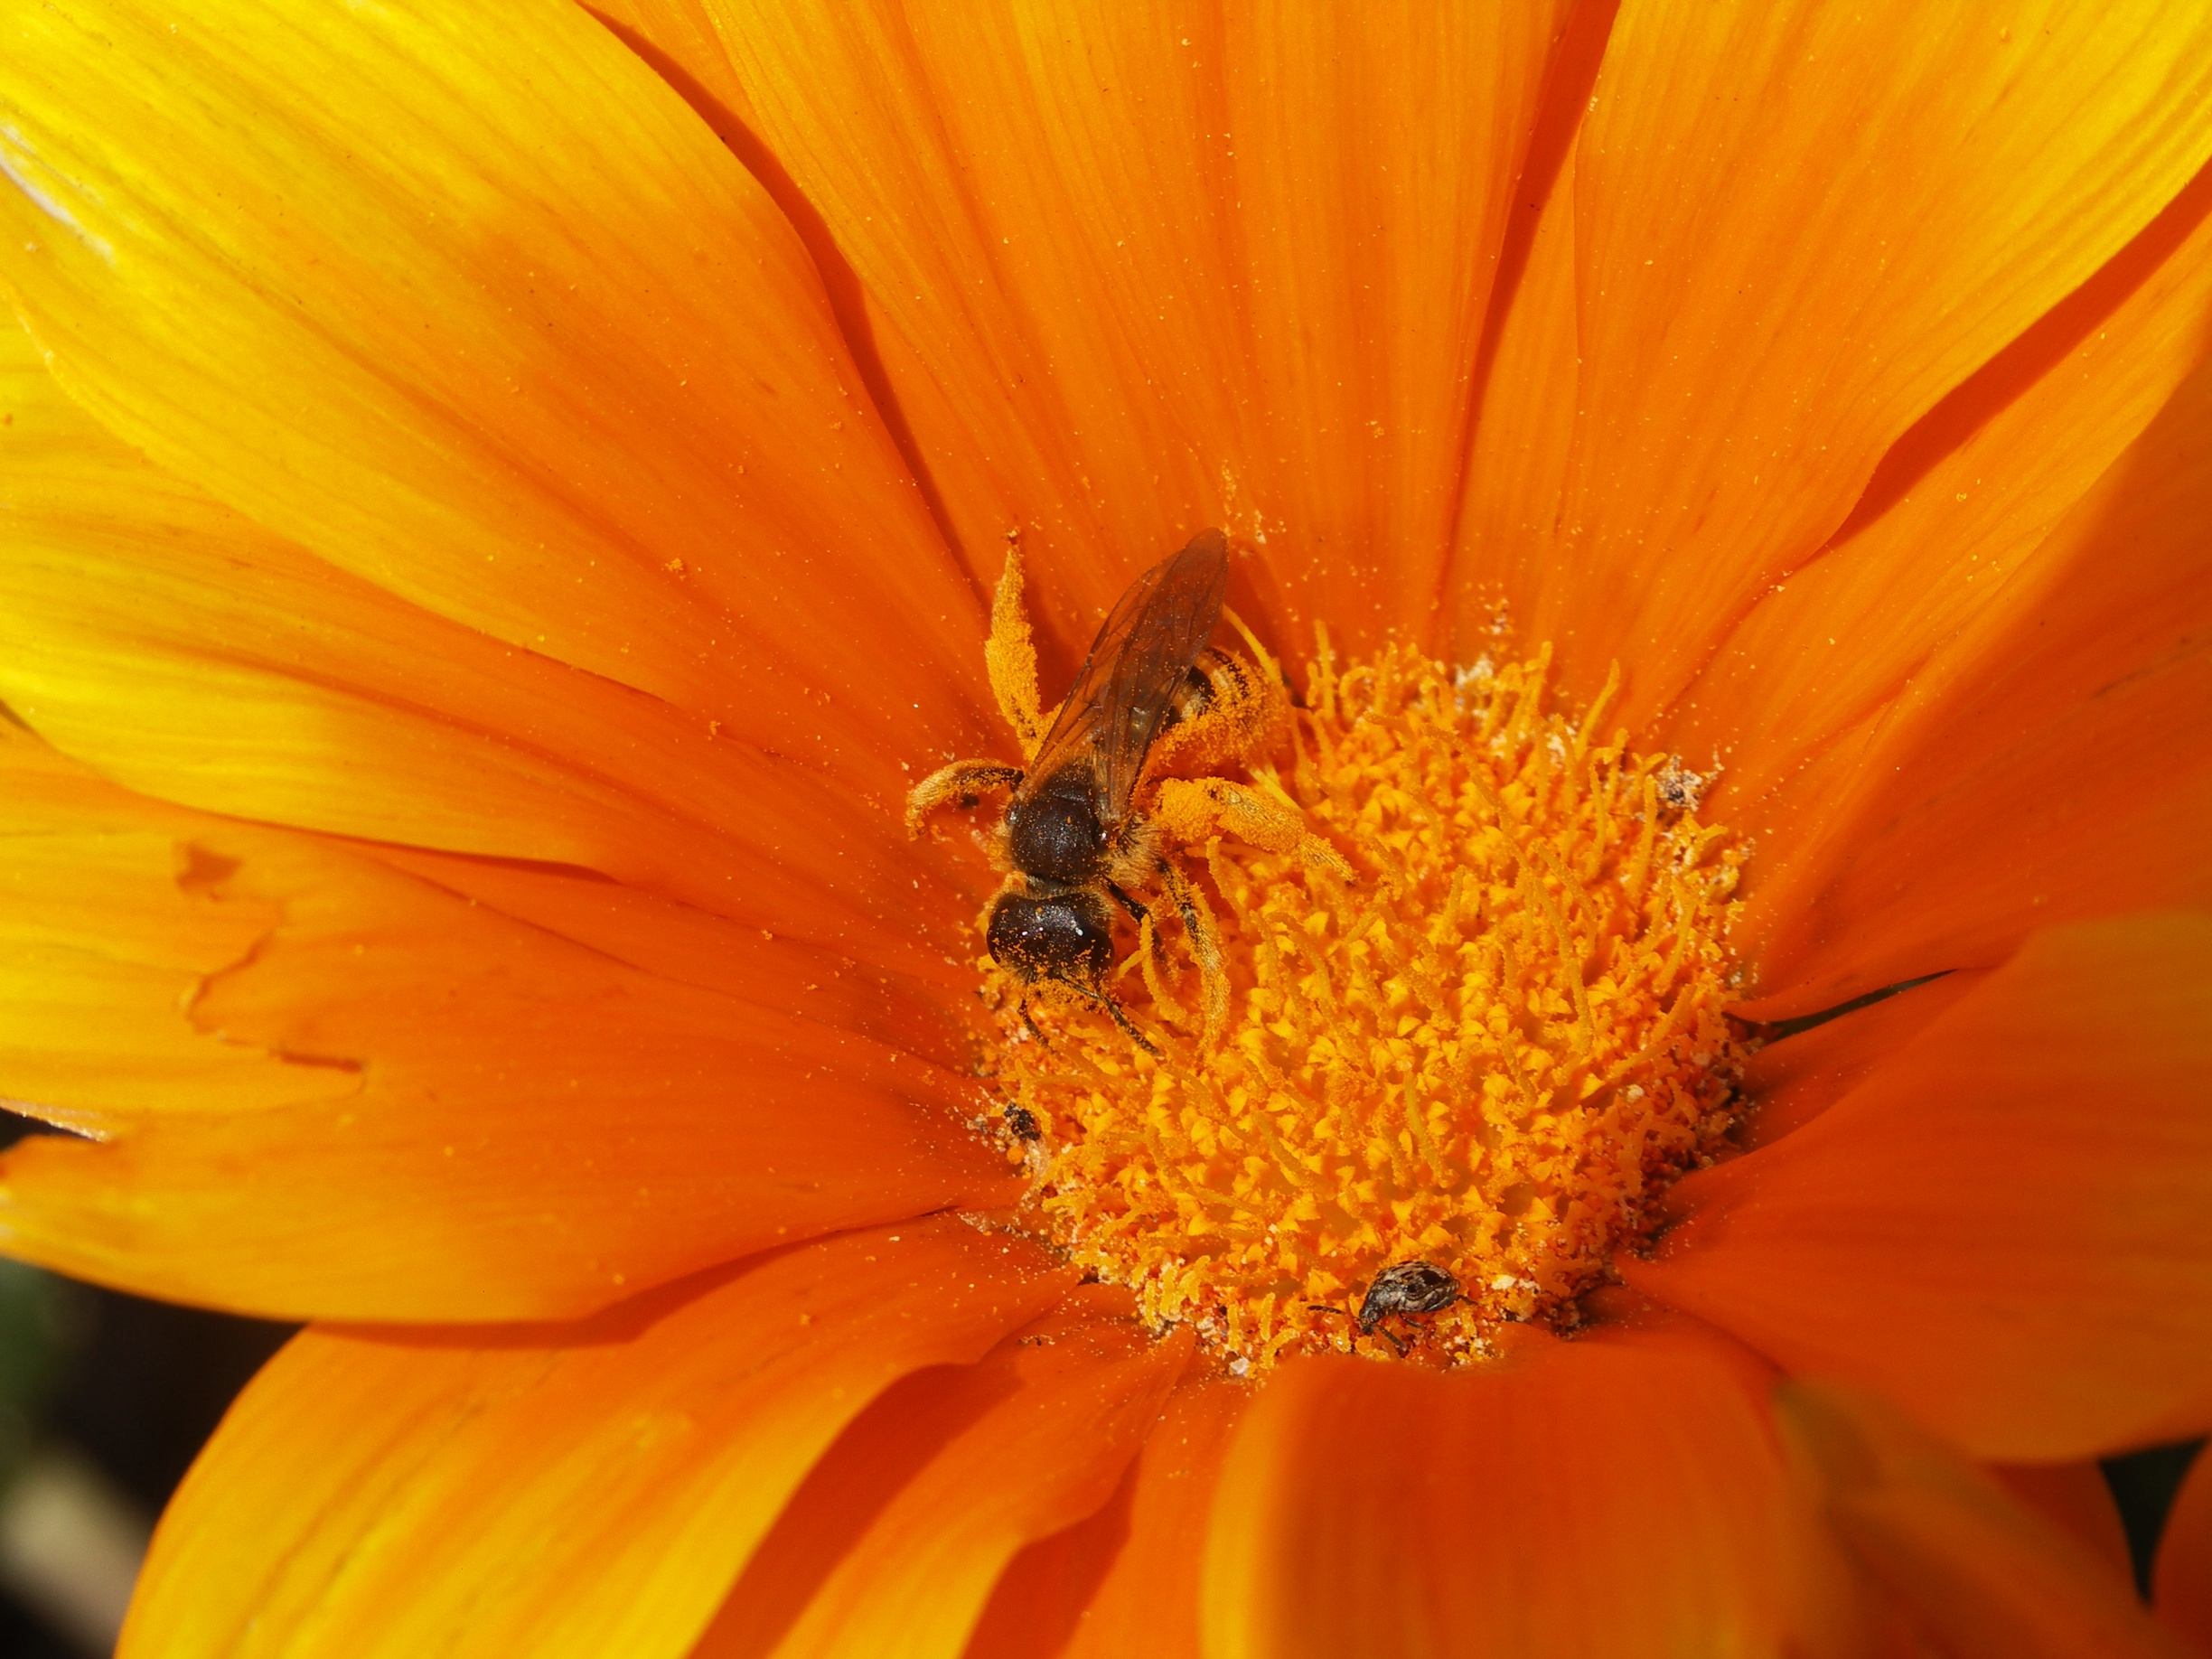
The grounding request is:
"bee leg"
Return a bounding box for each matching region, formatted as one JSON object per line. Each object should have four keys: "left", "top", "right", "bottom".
{"left": 905, "top": 759, "right": 1023, "bottom": 835}
{"left": 1108, "top": 880, "right": 1177, "bottom": 1010}
{"left": 1131, "top": 907, "right": 1196, "bottom": 1032}
{"left": 1150, "top": 776, "right": 1354, "bottom": 882}
{"left": 1156, "top": 858, "right": 1229, "bottom": 1046}
{"left": 1143, "top": 642, "right": 1287, "bottom": 780}
{"left": 985, "top": 538, "right": 1048, "bottom": 756}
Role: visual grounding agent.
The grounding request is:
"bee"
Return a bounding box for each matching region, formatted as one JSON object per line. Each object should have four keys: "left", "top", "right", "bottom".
{"left": 907, "top": 529, "right": 1347, "bottom": 1049}
{"left": 1309, "top": 1261, "right": 1465, "bottom": 1356}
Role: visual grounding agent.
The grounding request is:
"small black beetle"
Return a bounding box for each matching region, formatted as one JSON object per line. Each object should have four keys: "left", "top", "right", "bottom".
{"left": 1309, "top": 1260, "right": 1463, "bottom": 1355}
{"left": 1003, "top": 1103, "right": 1042, "bottom": 1142}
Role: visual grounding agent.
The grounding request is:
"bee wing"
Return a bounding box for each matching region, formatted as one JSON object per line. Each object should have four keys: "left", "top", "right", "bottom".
{"left": 1019, "top": 529, "right": 1231, "bottom": 823}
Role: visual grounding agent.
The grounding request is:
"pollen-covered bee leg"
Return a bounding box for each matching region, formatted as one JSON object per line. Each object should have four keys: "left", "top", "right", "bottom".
{"left": 1157, "top": 857, "right": 1229, "bottom": 1046}
{"left": 984, "top": 537, "right": 1047, "bottom": 757}
{"left": 1150, "top": 776, "right": 1354, "bottom": 882}
{"left": 1131, "top": 907, "right": 1197, "bottom": 1031}
{"left": 1107, "top": 879, "right": 1174, "bottom": 1000}
{"left": 1143, "top": 641, "right": 1291, "bottom": 781}
{"left": 904, "top": 759, "right": 1023, "bottom": 836}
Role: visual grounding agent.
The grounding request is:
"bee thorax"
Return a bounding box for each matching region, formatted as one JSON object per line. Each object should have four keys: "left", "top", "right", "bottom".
{"left": 1005, "top": 775, "right": 1110, "bottom": 882}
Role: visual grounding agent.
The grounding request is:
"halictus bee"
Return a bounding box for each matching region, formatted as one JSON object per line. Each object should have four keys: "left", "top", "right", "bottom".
{"left": 906, "top": 529, "right": 1347, "bottom": 1049}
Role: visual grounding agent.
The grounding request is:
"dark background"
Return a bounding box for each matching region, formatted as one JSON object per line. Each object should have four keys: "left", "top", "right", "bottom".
{"left": 0, "top": 1271, "right": 290, "bottom": 1658}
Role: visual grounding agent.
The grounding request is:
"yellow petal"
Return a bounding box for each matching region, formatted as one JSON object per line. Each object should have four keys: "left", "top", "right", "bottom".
{"left": 0, "top": 323, "right": 978, "bottom": 971}
{"left": 0, "top": 0, "right": 992, "bottom": 784}
{"left": 1991, "top": 1462, "right": 2134, "bottom": 1585}
{"left": 120, "top": 1221, "right": 1072, "bottom": 1659}
{"left": 1055, "top": 1379, "right": 1246, "bottom": 1659}
{"left": 0, "top": 727, "right": 345, "bottom": 1124}
{"left": 2153, "top": 1442, "right": 2212, "bottom": 1649}
{"left": 0, "top": 765, "right": 1015, "bottom": 1319}
{"left": 366, "top": 846, "right": 976, "bottom": 1070}
{"left": 961, "top": 1377, "right": 1246, "bottom": 1659}
{"left": 1449, "top": 134, "right": 1584, "bottom": 653}
{"left": 1735, "top": 971, "right": 1985, "bottom": 1153}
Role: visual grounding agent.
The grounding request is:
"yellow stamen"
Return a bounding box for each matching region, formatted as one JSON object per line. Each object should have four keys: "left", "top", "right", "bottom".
{"left": 984, "top": 643, "right": 1748, "bottom": 1372}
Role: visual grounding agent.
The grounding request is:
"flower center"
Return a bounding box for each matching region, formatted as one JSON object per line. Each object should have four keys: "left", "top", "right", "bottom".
{"left": 981, "top": 640, "right": 1748, "bottom": 1373}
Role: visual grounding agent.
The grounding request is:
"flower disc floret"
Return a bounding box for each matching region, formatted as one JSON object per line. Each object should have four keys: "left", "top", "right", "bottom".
{"left": 987, "top": 641, "right": 1749, "bottom": 1372}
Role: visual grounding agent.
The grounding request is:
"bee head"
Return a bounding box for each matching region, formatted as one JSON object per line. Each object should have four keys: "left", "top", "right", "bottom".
{"left": 986, "top": 885, "right": 1114, "bottom": 992}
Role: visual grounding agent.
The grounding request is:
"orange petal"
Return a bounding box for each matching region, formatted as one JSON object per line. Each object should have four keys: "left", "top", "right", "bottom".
{"left": 1779, "top": 1381, "right": 2190, "bottom": 1659}
{"left": 1629, "top": 914, "right": 2212, "bottom": 1459}
{"left": 0, "top": 0, "right": 991, "bottom": 785}
{"left": 1737, "top": 972, "right": 1985, "bottom": 1153}
{"left": 958, "top": 1461, "right": 1138, "bottom": 1659}
{"left": 1663, "top": 157, "right": 2212, "bottom": 866}
{"left": 2154, "top": 1444, "right": 2212, "bottom": 1649}
{"left": 988, "top": 1377, "right": 1249, "bottom": 1659}
{"left": 0, "top": 725, "right": 970, "bottom": 1113}
{"left": 367, "top": 847, "right": 976, "bottom": 1069}
{"left": 1449, "top": 0, "right": 2212, "bottom": 721}
{"left": 1202, "top": 1327, "right": 1840, "bottom": 1659}
{"left": 1448, "top": 130, "right": 1584, "bottom": 659}
{"left": 591, "top": 0, "right": 1574, "bottom": 656}
{"left": 1442, "top": 0, "right": 1616, "bottom": 660}
{"left": 1992, "top": 1462, "right": 2134, "bottom": 1587}
{"left": 117, "top": 1220, "right": 1072, "bottom": 1659}
{"left": 0, "top": 805, "right": 1016, "bottom": 1320}
{"left": 953, "top": 1380, "right": 1244, "bottom": 1659}
{"left": 1728, "top": 343, "right": 2212, "bottom": 1013}
{"left": 691, "top": 1287, "right": 1189, "bottom": 1659}
{"left": 0, "top": 323, "right": 979, "bottom": 973}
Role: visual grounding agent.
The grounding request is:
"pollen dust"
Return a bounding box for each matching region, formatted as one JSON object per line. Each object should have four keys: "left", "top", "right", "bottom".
{"left": 980, "top": 639, "right": 1749, "bottom": 1373}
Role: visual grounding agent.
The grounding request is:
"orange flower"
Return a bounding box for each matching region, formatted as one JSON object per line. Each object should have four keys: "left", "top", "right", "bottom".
{"left": 3, "top": 0, "right": 2211, "bottom": 1654}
